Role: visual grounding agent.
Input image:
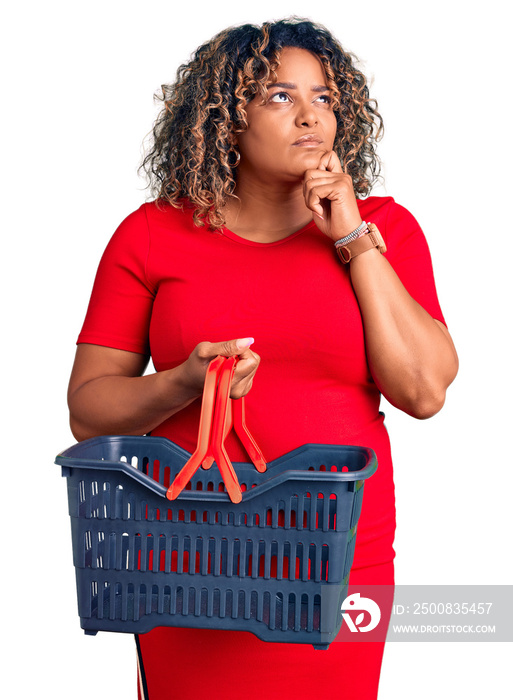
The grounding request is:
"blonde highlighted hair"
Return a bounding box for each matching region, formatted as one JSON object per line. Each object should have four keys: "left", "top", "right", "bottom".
{"left": 140, "top": 17, "right": 383, "bottom": 229}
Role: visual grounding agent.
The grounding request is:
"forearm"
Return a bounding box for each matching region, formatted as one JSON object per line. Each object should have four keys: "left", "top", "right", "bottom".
{"left": 349, "top": 248, "right": 458, "bottom": 418}
{"left": 67, "top": 339, "right": 260, "bottom": 442}
{"left": 68, "top": 365, "right": 200, "bottom": 441}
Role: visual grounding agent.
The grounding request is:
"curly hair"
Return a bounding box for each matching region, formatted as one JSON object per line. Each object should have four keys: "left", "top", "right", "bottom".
{"left": 140, "top": 17, "right": 384, "bottom": 229}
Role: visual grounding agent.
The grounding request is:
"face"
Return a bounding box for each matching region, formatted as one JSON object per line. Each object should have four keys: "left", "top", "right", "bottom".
{"left": 235, "top": 47, "right": 338, "bottom": 184}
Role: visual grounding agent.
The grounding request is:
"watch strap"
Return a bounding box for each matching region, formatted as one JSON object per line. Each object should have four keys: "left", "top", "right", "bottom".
{"left": 336, "top": 223, "right": 386, "bottom": 264}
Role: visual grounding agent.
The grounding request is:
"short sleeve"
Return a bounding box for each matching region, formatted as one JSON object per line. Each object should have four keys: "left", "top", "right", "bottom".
{"left": 77, "top": 205, "right": 155, "bottom": 354}
{"left": 382, "top": 200, "right": 446, "bottom": 326}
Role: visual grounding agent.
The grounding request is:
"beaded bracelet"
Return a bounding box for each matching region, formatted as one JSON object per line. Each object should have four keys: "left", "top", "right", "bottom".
{"left": 334, "top": 221, "right": 369, "bottom": 248}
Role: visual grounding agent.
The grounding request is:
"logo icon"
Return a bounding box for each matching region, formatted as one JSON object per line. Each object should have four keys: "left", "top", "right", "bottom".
{"left": 341, "top": 593, "right": 381, "bottom": 632}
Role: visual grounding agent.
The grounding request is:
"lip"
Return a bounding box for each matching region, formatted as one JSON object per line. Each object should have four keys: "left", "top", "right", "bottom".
{"left": 292, "top": 134, "right": 323, "bottom": 147}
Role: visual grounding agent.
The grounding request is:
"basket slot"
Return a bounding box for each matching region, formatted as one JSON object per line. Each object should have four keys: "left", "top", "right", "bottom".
{"left": 301, "top": 593, "right": 311, "bottom": 631}
{"left": 182, "top": 587, "right": 190, "bottom": 616}
{"left": 89, "top": 581, "right": 98, "bottom": 617}
{"left": 268, "top": 591, "right": 277, "bottom": 630}
{"left": 213, "top": 537, "right": 222, "bottom": 576}
{"left": 297, "top": 542, "right": 306, "bottom": 581}
{"left": 78, "top": 480, "right": 86, "bottom": 517}
{"left": 169, "top": 586, "right": 178, "bottom": 615}
{"left": 112, "top": 583, "right": 122, "bottom": 620}
{"left": 226, "top": 538, "right": 235, "bottom": 577}
{"left": 292, "top": 592, "right": 301, "bottom": 630}
{"left": 185, "top": 586, "right": 194, "bottom": 616}
{"left": 321, "top": 544, "right": 329, "bottom": 581}
{"left": 117, "top": 534, "right": 127, "bottom": 571}
{"left": 97, "top": 582, "right": 106, "bottom": 620}
{"left": 276, "top": 593, "right": 289, "bottom": 632}
{"left": 143, "top": 534, "right": 152, "bottom": 571}
{"left": 275, "top": 541, "right": 284, "bottom": 579}
{"left": 155, "top": 584, "right": 165, "bottom": 615}
{"left": 114, "top": 486, "right": 124, "bottom": 519}
{"left": 226, "top": 589, "right": 235, "bottom": 619}
{"left": 310, "top": 543, "right": 320, "bottom": 583}
{"left": 195, "top": 587, "right": 203, "bottom": 617}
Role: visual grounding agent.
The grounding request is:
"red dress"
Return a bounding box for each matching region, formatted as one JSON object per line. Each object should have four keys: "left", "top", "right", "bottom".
{"left": 78, "top": 196, "right": 445, "bottom": 699}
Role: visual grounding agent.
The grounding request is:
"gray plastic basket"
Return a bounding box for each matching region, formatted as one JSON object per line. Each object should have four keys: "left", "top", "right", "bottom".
{"left": 56, "top": 436, "right": 377, "bottom": 650}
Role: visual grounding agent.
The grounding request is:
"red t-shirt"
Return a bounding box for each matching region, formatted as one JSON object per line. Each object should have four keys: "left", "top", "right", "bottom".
{"left": 78, "top": 197, "right": 445, "bottom": 699}
{"left": 78, "top": 195, "right": 444, "bottom": 566}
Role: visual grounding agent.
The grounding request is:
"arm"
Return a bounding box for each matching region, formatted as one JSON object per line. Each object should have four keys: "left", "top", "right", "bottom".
{"left": 303, "top": 151, "right": 458, "bottom": 419}
{"left": 68, "top": 338, "right": 259, "bottom": 442}
{"left": 348, "top": 248, "right": 458, "bottom": 418}
{"left": 68, "top": 207, "right": 260, "bottom": 441}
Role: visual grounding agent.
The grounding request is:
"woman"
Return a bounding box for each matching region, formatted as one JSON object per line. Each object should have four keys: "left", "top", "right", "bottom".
{"left": 68, "top": 18, "right": 458, "bottom": 700}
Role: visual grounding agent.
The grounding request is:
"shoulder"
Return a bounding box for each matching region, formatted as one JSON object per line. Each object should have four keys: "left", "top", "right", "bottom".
{"left": 357, "top": 196, "right": 420, "bottom": 233}
{"left": 142, "top": 199, "right": 197, "bottom": 233}
{"left": 105, "top": 203, "right": 150, "bottom": 252}
{"left": 103, "top": 201, "right": 197, "bottom": 262}
{"left": 358, "top": 195, "right": 428, "bottom": 253}
{"left": 96, "top": 204, "right": 153, "bottom": 284}
{"left": 109, "top": 200, "right": 195, "bottom": 241}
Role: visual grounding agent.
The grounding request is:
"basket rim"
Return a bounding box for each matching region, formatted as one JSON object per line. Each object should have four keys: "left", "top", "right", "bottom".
{"left": 56, "top": 436, "right": 377, "bottom": 503}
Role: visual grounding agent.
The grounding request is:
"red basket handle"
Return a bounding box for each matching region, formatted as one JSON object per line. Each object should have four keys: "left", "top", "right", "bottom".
{"left": 166, "top": 355, "right": 266, "bottom": 502}
{"left": 208, "top": 356, "right": 244, "bottom": 503}
{"left": 202, "top": 379, "right": 266, "bottom": 473}
{"left": 166, "top": 356, "right": 224, "bottom": 500}
{"left": 232, "top": 396, "right": 267, "bottom": 473}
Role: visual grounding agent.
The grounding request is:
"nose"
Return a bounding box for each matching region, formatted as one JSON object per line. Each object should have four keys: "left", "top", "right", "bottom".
{"left": 294, "top": 100, "right": 318, "bottom": 128}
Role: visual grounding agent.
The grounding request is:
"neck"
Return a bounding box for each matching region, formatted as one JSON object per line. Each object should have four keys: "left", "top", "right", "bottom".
{"left": 221, "top": 169, "right": 313, "bottom": 243}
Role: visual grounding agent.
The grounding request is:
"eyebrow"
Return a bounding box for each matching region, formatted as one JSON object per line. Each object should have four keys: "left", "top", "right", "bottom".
{"left": 268, "top": 82, "right": 329, "bottom": 92}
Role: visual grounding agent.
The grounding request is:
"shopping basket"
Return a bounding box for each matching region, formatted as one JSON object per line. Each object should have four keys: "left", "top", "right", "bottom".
{"left": 56, "top": 356, "right": 377, "bottom": 649}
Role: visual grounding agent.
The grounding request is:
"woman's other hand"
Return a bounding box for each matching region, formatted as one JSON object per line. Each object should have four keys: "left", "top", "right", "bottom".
{"left": 303, "top": 150, "right": 362, "bottom": 241}
{"left": 68, "top": 338, "right": 260, "bottom": 441}
{"left": 179, "top": 338, "right": 260, "bottom": 399}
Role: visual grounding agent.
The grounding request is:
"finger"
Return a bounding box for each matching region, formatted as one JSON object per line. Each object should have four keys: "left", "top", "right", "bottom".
{"left": 230, "top": 350, "right": 260, "bottom": 398}
{"left": 232, "top": 352, "right": 260, "bottom": 395}
{"left": 303, "top": 175, "right": 340, "bottom": 193}
{"left": 303, "top": 168, "right": 342, "bottom": 200}
{"left": 196, "top": 338, "right": 254, "bottom": 362}
{"left": 232, "top": 363, "right": 259, "bottom": 396}
{"left": 302, "top": 170, "right": 319, "bottom": 197}
{"left": 318, "top": 150, "right": 343, "bottom": 173}
{"left": 303, "top": 168, "right": 320, "bottom": 181}
{"left": 304, "top": 191, "right": 325, "bottom": 219}
{"left": 305, "top": 180, "right": 349, "bottom": 203}
{"left": 303, "top": 173, "right": 331, "bottom": 217}
{"left": 233, "top": 348, "right": 260, "bottom": 372}
{"left": 217, "top": 337, "right": 255, "bottom": 358}
{"left": 304, "top": 183, "right": 340, "bottom": 217}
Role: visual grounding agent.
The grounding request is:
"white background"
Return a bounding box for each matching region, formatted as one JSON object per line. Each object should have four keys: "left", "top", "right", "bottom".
{"left": 3, "top": 1, "right": 511, "bottom": 698}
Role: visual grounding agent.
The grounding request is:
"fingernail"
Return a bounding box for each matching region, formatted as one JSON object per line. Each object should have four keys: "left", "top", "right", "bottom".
{"left": 236, "top": 337, "right": 254, "bottom": 349}
{"left": 314, "top": 212, "right": 325, "bottom": 221}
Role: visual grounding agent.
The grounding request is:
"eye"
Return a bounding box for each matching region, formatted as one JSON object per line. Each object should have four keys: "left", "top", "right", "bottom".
{"left": 269, "top": 92, "right": 290, "bottom": 103}
{"left": 316, "top": 94, "right": 332, "bottom": 105}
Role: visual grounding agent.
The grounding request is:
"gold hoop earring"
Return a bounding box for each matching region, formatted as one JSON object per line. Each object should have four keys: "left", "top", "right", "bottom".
{"left": 231, "top": 147, "right": 241, "bottom": 168}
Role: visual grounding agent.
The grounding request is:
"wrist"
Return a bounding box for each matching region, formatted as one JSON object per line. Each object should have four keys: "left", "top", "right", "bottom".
{"left": 330, "top": 217, "right": 364, "bottom": 243}
{"left": 335, "top": 222, "right": 387, "bottom": 264}
{"left": 348, "top": 245, "right": 381, "bottom": 269}
{"left": 163, "top": 363, "right": 203, "bottom": 406}
{"left": 334, "top": 221, "right": 368, "bottom": 247}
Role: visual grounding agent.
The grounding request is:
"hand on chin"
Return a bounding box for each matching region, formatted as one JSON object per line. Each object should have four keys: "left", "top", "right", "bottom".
{"left": 302, "top": 151, "right": 362, "bottom": 240}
